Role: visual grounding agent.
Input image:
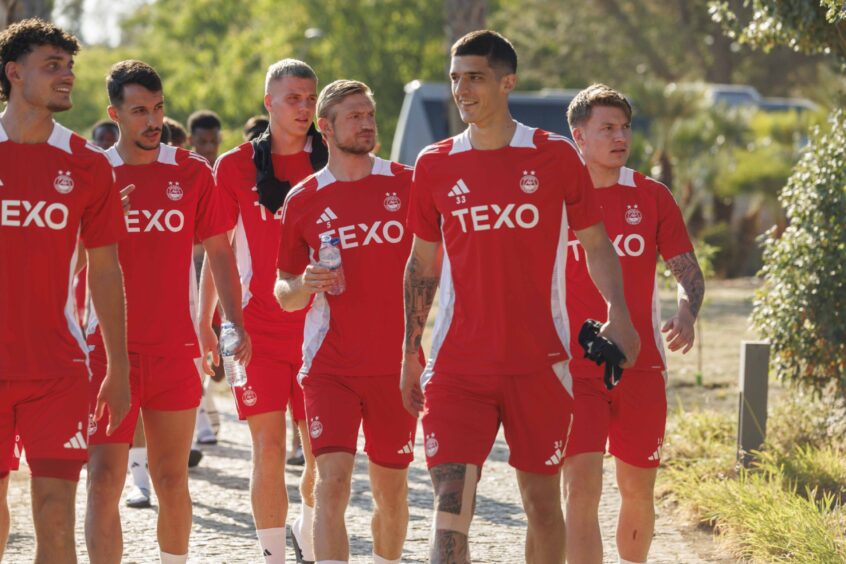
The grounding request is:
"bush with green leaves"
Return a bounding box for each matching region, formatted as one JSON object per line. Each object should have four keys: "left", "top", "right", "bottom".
{"left": 752, "top": 110, "right": 846, "bottom": 392}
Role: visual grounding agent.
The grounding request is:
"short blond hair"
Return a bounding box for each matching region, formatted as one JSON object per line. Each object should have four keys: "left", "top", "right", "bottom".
{"left": 567, "top": 83, "right": 632, "bottom": 129}
{"left": 316, "top": 79, "right": 374, "bottom": 121}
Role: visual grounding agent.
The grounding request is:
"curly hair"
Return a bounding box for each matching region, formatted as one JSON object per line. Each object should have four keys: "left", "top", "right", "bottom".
{"left": 0, "top": 18, "right": 80, "bottom": 102}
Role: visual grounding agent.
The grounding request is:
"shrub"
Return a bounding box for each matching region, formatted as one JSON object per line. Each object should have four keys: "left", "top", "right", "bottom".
{"left": 752, "top": 110, "right": 846, "bottom": 393}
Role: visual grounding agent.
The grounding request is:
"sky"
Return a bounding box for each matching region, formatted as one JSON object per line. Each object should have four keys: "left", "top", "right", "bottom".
{"left": 54, "top": 0, "right": 150, "bottom": 46}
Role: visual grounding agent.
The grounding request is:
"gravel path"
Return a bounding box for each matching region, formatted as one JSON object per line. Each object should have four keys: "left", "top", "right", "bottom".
{"left": 4, "top": 391, "right": 726, "bottom": 563}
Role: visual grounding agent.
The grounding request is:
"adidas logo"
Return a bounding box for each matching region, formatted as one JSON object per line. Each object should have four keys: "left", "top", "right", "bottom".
{"left": 648, "top": 439, "right": 663, "bottom": 462}
{"left": 316, "top": 207, "right": 338, "bottom": 224}
{"left": 63, "top": 430, "right": 87, "bottom": 450}
{"left": 263, "top": 548, "right": 272, "bottom": 556}
{"left": 447, "top": 179, "right": 470, "bottom": 198}
{"left": 396, "top": 436, "right": 414, "bottom": 455}
{"left": 544, "top": 440, "right": 565, "bottom": 466}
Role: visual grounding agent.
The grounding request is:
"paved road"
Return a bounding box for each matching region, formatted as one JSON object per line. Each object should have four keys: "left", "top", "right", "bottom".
{"left": 4, "top": 391, "right": 723, "bottom": 563}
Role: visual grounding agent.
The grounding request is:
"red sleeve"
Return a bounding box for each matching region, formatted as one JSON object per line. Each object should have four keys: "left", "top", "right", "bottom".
{"left": 655, "top": 181, "right": 694, "bottom": 261}
{"left": 407, "top": 156, "right": 441, "bottom": 242}
{"left": 81, "top": 155, "right": 126, "bottom": 249}
{"left": 194, "top": 159, "right": 234, "bottom": 241}
{"left": 276, "top": 193, "right": 311, "bottom": 275}
{"left": 213, "top": 151, "right": 243, "bottom": 227}
{"left": 561, "top": 142, "right": 601, "bottom": 231}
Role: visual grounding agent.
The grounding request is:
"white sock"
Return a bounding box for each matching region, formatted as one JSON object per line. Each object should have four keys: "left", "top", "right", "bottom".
{"left": 128, "top": 447, "right": 150, "bottom": 492}
{"left": 204, "top": 387, "right": 220, "bottom": 433}
{"left": 373, "top": 555, "right": 401, "bottom": 563}
{"left": 292, "top": 503, "right": 315, "bottom": 561}
{"left": 160, "top": 551, "right": 188, "bottom": 564}
{"left": 619, "top": 558, "right": 646, "bottom": 564}
{"left": 195, "top": 400, "right": 214, "bottom": 439}
{"left": 256, "top": 527, "right": 286, "bottom": 563}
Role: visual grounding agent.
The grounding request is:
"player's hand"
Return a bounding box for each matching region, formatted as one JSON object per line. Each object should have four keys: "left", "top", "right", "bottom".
{"left": 599, "top": 309, "right": 641, "bottom": 368}
{"left": 96, "top": 358, "right": 131, "bottom": 436}
{"left": 400, "top": 353, "right": 425, "bottom": 417}
{"left": 231, "top": 323, "right": 252, "bottom": 366}
{"left": 662, "top": 308, "right": 695, "bottom": 354}
{"left": 301, "top": 265, "right": 340, "bottom": 294}
{"left": 120, "top": 184, "right": 135, "bottom": 215}
{"left": 198, "top": 322, "right": 220, "bottom": 376}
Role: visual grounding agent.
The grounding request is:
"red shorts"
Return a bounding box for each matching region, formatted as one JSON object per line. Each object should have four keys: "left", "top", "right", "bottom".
{"left": 302, "top": 373, "right": 417, "bottom": 469}
{"left": 0, "top": 376, "right": 89, "bottom": 480}
{"left": 232, "top": 356, "right": 305, "bottom": 421}
{"left": 88, "top": 350, "right": 203, "bottom": 446}
{"left": 421, "top": 363, "right": 573, "bottom": 475}
{"left": 564, "top": 368, "right": 667, "bottom": 468}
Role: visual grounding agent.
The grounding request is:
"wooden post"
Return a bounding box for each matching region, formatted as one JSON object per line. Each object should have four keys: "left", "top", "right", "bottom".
{"left": 737, "top": 341, "right": 770, "bottom": 467}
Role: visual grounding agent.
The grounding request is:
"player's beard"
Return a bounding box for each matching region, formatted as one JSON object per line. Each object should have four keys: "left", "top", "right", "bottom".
{"left": 135, "top": 129, "right": 162, "bottom": 151}
{"left": 336, "top": 133, "right": 375, "bottom": 156}
{"left": 47, "top": 99, "right": 72, "bottom": 113}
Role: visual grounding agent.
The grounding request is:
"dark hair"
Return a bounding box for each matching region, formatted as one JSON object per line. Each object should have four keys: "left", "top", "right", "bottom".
{"left": 91, "top": 119, "right": 118, "bottom": 138}
{"left": 567, "top": 83, "right": 633, "bottom": 129}
{"left": 0, "top": 18, "right": 80, "bottom": 101}
{"left": 243, "top": 114, "right": 269, "bottom": 141}
{"left": 106, "top": 60, "right": 162, "bottom": 106}
{"left": 160, "top": 122, "right": 172, "bottom": 144}
{"left": 163, "top": 116, "right": 187, "bottom": 147}
{"left": 187, "top": 110, "right": 222, "bottom": 134}
{"left": 451, "top": 30, "right": 517, "bottom": 75}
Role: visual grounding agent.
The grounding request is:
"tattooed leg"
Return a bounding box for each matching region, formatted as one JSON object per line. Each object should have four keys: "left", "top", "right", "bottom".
{"left": 429, "top": 463, "right": 478, "bottom": 564}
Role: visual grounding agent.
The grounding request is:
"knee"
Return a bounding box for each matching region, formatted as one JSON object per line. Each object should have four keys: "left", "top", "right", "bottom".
{"left": 617, "top": 472, "right": 656, "bottom": 505}
{"left": 564, "top": 479, "right": 602, "bottom": 512}
{"left": 151, "top": 468, "right": 188, "bottom": 499}
{"left": 252, "top": 433, "right": 286, "bottom": 467}
{"left": 315, "top": 470, "right": 350, "bottom": 510}
{"left": 523, "top": 492, "right": 563, "bottom": 526}
{"left": 372, "top": 482, "right": 408, "bottom": 517}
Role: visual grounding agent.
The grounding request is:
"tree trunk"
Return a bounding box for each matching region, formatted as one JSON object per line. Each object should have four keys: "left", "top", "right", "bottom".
{"left": 3, "top": 0, "right": 54, "bottom": 28}
{"left": 444, "top": 0, "right": 487, "bottom": 135}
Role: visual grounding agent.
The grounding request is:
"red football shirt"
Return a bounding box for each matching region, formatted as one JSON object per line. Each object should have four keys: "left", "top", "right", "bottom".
{"left": 87, "top": 144, "right": 232, "bottom": 358}
{"left": 0, "top": 122, "right": 125, "bottom": 380}
{"left": 277, "top": 158, "right": 413, "bottom": 378}
{"left": 566, "top": 167, "right": 693, "bottom": 376}
{"left": 408, "top": 122, "right": 601, "bottom": 378}
{"left": 214, "top": 140, "right": 316, "bottom": 359}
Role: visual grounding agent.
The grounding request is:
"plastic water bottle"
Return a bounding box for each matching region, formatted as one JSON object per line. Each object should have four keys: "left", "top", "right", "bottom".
{"left": 318, "top": 234, "right": 346, "bottom": 295}
{"left": 219, "top": 322, "right": 247, "bottom": 387}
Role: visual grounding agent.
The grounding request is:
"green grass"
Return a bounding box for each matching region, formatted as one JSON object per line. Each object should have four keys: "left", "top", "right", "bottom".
{"left": 661, "top": 404, "right": 846, "bottom": 563}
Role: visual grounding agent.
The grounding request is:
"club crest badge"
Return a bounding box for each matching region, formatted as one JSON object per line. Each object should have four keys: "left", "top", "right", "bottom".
{"left": 625, "top": 204, "right": 642, "bottom": 225}
{"left": 310, "top": 416, "right": 323, "bottom": 439}
{"left": 425, "top": 433, "right": 439, "bottom": 457}
{"left": 384, "top": 192, "right": 401, "bottom": 212}
{"left": 242, "top": 387, "right": 258, "bottom": 407}
{"left": 166, "top": 181, "right": 184, "bottom": 201}
{"left": 87, "top": 414, "right": 98, "bottom": 437}
{"left": 520, "top": 170, "right": 539, "bottom": 194}
{"left": 54, "top": 170, "right": 74, "bottom": 194}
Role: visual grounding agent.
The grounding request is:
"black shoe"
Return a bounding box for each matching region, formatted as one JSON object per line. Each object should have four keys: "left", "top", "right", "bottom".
{"left": 290, "top": 527, "right": 314, "bottom": 564}
{"left": 188, "top": 448, "right": 203, "bottom": 468}
{"left": 286, "top": 447, "right": 305, "bottom": 466}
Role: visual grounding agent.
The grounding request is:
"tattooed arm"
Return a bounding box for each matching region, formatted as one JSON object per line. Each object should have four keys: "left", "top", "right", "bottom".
{"left": 661, "top": 251, "right": 705, "bottom": 353}
{"left": 400, "top": 236, "right": 440, "bottom": 416}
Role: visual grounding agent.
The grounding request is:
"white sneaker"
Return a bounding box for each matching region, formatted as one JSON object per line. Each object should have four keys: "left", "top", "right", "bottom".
{"left": 125, "top": 485, "right": 152, "bottom": 508}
